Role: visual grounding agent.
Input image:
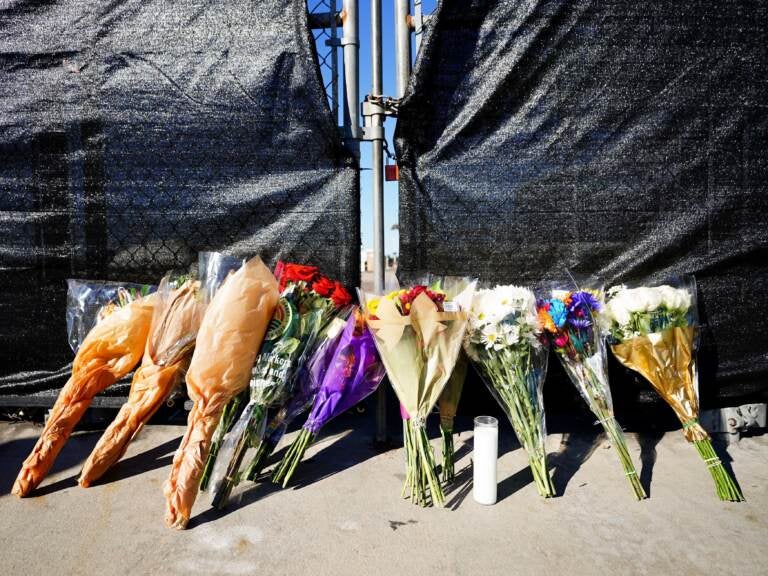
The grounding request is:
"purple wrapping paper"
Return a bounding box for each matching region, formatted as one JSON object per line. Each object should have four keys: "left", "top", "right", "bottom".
{"left": 303, "top": 312, "right": 386, "bottom": 435}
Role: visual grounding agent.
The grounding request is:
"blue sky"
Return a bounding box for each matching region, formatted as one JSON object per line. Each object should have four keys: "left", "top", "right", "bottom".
{"left": 315, "top": 1, "right": 438, "bottom": 256}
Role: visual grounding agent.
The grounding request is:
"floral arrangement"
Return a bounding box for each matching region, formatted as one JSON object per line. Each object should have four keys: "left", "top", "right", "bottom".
{"left": 464, "top": 285, "right": 555, "bottom": 497}
{"left": 605, "top": 278, "right": 743, "bottom": 501}
{"left": 537, "top": 287, "right": 646, "bottom": 500}
{"left": 164, "top": 256, "right": 279, "bottom": 529}
{"left": 205, "top": 262, "right": 352, "bottom": 508}
{"left": 272, "top": 308, "right": 386, "bottom": 486}
{"left": 361, "top": 278, "right": 476, "bottom": 507}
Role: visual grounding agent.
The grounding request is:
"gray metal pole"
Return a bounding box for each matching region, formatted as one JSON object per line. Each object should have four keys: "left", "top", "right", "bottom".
{"left": 370, "top": 0, "right": 387, "bottom": 443}
{"left": 342, "top": 0, "right": 361, "bottom": 153}
{"left": 394, "top": 0, "right": 412, "bottom": 98}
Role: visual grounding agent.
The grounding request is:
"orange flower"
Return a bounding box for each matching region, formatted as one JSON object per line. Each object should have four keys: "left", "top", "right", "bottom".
{"left": 537, "top": 307, "right": 556, "bottom": 333}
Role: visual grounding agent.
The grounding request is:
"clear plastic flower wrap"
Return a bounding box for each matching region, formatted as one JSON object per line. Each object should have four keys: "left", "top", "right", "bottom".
{"left": 537, "top": 282, "right": 646, "bottom": 500}
{"left": 605, "top": 275, "right": 743, "bottom": 501}
{"left": 464, "top": 284, "right": 554, "bottom": 497}
{"left": 66, "top": 279, "right": 154, "bottom": 353}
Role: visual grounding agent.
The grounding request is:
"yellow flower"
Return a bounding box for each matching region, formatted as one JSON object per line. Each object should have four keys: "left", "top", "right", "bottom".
{"left": 368, "top": 298, "right": 380, "bottom": 314}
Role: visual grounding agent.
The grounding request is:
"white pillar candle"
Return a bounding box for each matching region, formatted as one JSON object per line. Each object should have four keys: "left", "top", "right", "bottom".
{"left": 473, "top": 415, "right": 498, "bottom": 505}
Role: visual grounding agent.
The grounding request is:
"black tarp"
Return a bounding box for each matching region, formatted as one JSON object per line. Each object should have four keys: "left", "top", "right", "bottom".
{"left": 396, "top": 0, "right": 768, "bottom": 412}
{"left": 0, "top": 0, "right": 358, "bottom": 402}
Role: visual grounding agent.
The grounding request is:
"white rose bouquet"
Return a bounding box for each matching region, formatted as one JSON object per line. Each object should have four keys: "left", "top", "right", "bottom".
{"left": 605, "top": 276, "right": 743, "bottom": 501}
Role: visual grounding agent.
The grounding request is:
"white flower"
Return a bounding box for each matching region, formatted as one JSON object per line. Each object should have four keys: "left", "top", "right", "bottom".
{"left": 606, "top": 296, "right": 632, "bottom": 326}
{"left": 501, "top": 323, "right": 520, "bottom": 346}
{"left": 481, "top": 324, "right": 505, "bottom": 350}
{"left": 657, "top": 285, "right": 691, "bottom": 311}
{"left": 607, "top": 284, "right": 626, "bottom": 299}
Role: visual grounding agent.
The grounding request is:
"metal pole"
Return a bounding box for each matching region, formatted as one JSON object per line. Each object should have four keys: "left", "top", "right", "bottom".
{"left": 341, "top": 0, "right": 361, "bottom": 153}
{"left": 394, "top": 0, "right": 412, "bottom": 98}
{"left": 371, "top": 0, "right": 387, "bottom": 444}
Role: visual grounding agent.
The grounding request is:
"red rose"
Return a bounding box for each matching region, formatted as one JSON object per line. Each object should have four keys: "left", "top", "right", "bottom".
{"left": 279, "top": 262, "right": 319, "bottom": 290}
{"left": 312, "top": 275, "right": 335, "bottom": 297}
{"left": 330, "top": 281, "right": 353, "bottom": 308}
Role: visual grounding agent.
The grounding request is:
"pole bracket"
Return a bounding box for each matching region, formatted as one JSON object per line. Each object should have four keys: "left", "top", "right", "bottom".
{"left": 362, "top": 94, "right": 401, "bottom": 118}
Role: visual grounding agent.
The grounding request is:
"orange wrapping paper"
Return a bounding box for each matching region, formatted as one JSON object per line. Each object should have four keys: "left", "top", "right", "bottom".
{"left": 79, "top": 280, "right": 203, "bottom": 487}
{"left": 12, "top": 295, "right": 156, "bottom": 497}
{"left": 612, "top": 326, "right": 707, "bottom": 442}
{"left": 163, "top": 257, "right": 278, "bottom": 529}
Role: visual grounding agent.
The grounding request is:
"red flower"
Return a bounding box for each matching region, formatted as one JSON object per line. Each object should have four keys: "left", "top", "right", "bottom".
{"left": 330, "top": 281, "right": 353, "bottom": 308}
{"left": 311, "top": 275, "right": 335, "bottom": 297}
{"left": 279, "top": 262, "right": 319, "bottom": 290}
{"left": 554, "top": 332, "right": 570, "bottom": 348}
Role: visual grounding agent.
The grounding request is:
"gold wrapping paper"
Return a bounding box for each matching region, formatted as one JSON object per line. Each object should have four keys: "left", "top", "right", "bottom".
{"left": 612, "top": 326, "right": 708, "bottom": 442}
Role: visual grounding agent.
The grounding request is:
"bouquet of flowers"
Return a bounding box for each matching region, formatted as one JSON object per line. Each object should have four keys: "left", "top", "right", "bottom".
{"left": 164, "top": 256, "right": 279, "bottom": 529}
{"left": 241, "top": 312, "right": 353, "bottom": 481}
{"left": 604, "top": 277, "right": 743, "bottom": 501}
{"left": 272, "top": 308, "right": 386, "bottom": 486}
{"left": 13, "top": 285, "right": 156, "bottom": 497}
{"left": 361, "top": 279, "right": 476, "bottom": 507}
{"left": 437, "top": 353, "right": 468, "bottom": 484}
{"left": 207, "top": 262, "right": 352, "bottom": 508}
{"left": 464, "top": 285, "right": 555, "bottom": 498}
{"left": 537, "top": 287, "right": 646, "bottom": 500}
{"left": 80, "top": 275, "right": 204, "bottom": 487}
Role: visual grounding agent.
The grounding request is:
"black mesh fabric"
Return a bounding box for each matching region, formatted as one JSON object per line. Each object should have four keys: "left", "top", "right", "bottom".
{"left": 395, "top": 0, "right": 768, "bottom": 410}
{"left": 0, "top": 0, "right": 358, "bottom": 402}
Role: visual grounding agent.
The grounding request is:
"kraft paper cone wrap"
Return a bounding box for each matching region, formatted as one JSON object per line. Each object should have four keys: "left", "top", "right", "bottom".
{"left": 612, "top": 326, "right": 707, "bottom": 442}
{"left": 13, "top": 295, "right": 156, "bottom": 497}
{"left": 79, "top": 280, "right": 203, "bottom": 487}
{"left": 164, "top": 257, "right": 278, "bottom": 529}
{"left": 366, "top": 288, "right": 472, "bottom": 421}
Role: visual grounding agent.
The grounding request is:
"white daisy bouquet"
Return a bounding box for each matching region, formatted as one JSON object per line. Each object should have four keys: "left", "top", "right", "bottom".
{"left": 605, "top": 277, "right": 743, "bottom": 501}
{"left": 464, "top": 285, "right": 555, "bottom": 498}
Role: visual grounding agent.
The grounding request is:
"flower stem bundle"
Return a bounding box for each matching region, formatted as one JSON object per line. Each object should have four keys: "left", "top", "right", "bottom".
{"left": 437, "top": 353, "right": 467, "bottom": 484}
{"left": 272, "top": 308, "right": 385, "bottom": 486}
{"left": 605, "top": 278, "right": 743, "bottom": 501}
{"left": 465, "top": 285, "right": 555, "bottom": 498}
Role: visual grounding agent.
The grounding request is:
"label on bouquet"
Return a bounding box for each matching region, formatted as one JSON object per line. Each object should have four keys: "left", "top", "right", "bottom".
{"left": 443, "top": 301, "right": 460, "bottom": 312}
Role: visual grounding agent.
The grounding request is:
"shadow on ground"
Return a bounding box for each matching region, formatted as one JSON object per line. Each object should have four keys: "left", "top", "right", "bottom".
{"left": 549, "top": 427, "right": 602, "bottom": 496}
{"left": 190, "top": 426, "right": 382, "bottom": 529}
{"left": 0, "top": 430, "right": 102, "bottom": 497}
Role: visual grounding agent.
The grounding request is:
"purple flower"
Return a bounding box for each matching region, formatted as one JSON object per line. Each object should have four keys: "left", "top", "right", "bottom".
{"left": 568, "top": 291, "right": 602, "bottom": 313}
{"left": 568, "top": 316, "right": 592, "bottom": 329}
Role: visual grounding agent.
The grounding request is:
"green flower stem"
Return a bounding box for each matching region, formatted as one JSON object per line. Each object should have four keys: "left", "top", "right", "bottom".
{"left": 272, "top": 428, "right": 316, "bottom": 487}
{"left": 693, "top": 438, "right": 744, "bottom": 502}
{"left": 440, "top": 424, "right": 455, "bottom": 484}
{"left": 571, "top": 361, "right": 646, "bottom": 500}
{"left": 211, "top": 403, "right": 267, "bottom": 509}
{"left": 243, "top": 437, "right": 276, "bottom": 482}
{"left": 480, "top": 346, "right": 555, "bottom": 498}
{"left": 200, "top": 393, "right": 243, "bottom": 491}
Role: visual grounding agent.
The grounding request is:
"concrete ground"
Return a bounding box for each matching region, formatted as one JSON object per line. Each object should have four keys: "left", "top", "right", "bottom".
{"left": 1, "top": 416, "right": 766, "bottom": 576}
